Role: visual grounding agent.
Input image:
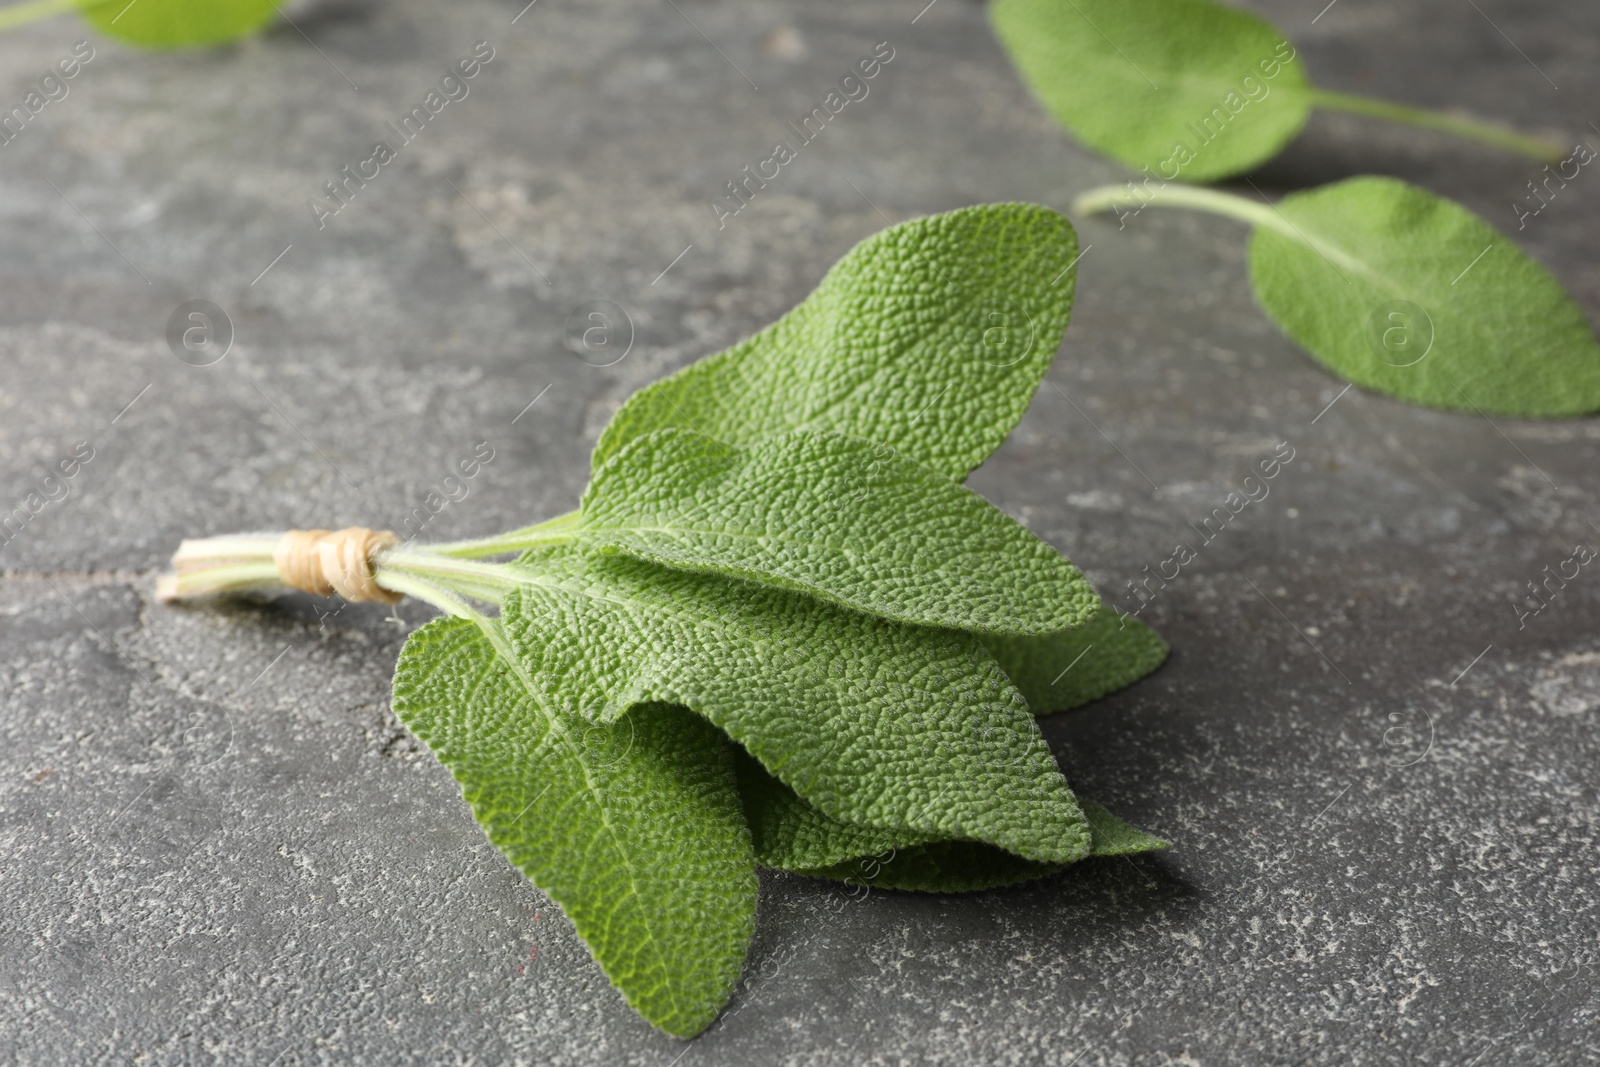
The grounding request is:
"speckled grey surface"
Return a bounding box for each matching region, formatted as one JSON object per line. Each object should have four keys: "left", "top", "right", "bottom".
{"left": 2, "top": 0, "right": 1598, "bottom": 1062}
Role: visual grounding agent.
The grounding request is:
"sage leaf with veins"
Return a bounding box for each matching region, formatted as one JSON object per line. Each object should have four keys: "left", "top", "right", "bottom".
{"left": 537, "top": 428, "right": 1099, "bottom": 636}
{"left": 1246, "top": 177, "right": 1600, "bottom": 416}
{"left": 1074, "top": 177, "right": 1600, "bottom": 417}
{"left": 592, "top": 202, "right": 1080, "bottom": 482}
{"left": 985, "top": 605, "right": 1169, "bottom": 715}
{"left": 501, "top": 545, "right": 1092, "bottom": 865}
{"left": 792, "top": 811, "right": 1167, "bottom": 893}
{"left": 733, "top": 746, "right": 1165, "bottom": 892}
{"left": 391, "top": 616, "right": 757, "bottom": 1040}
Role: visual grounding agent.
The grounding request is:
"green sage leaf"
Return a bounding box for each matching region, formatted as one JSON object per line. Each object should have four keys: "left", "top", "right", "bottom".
{"left": 733, "top": 748, "right": 1163, "bottom": 892}
{"left": 991, "top": 0, "right": 1310, "bottom": 184}
{"left": 732, "top": 744, "right": 935, "bottom": 871}
{"left": 501, "top": 546, "right": 1091, "bottom": 865}
{"left": 567, "top": 429, "right": 1097, "bottom": 636}
{"left": 798, "top": 841, "right": 1055, "bottom": 892}
{"left": 594, "top": 203, "right": 1080, "bottom": 481}
{"left": 983, "top": 605, "right": 1168, "bottom": 714}
{"left": 81, "top": 0, "right": 278, "bottom": 47}
{"left": 1078, "top": 800, "right": 1170, "bottom": 856}
{"left": 1248, "top": 176, "right": 1600, "bottom": 416}
{"left": 391, "top": 617, "right": 757, "bottom": 1038}
{"left": 792, "top": 810, "right": 1165, "bottom": 893}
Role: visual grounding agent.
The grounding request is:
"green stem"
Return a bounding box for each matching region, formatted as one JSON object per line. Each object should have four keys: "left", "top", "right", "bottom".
{"left": 157, "top": 561, "right": 281, "bottom": 601}
{"left": 371, "top": 571, "right": 478, "bottom": 620}
{"left": 159, "top": 531, "right": 559, "bottom": 614}
{"left": 1308, "top": 87, "right": 1566, "bottom": 164}
{"left": 1072, "top": 182, "right": 1290, "bottom": 235}
{"left": 426, "top": 509, "right": 583, "bottom": 559}
{"left": 0, "top": 0, "right": 79, "bottom": 32}
{"left": 379, "top": 548, "right": 531, "bottom": 604}
{"left": 1071, "top": 183, "right": 1369, "bottom": 280}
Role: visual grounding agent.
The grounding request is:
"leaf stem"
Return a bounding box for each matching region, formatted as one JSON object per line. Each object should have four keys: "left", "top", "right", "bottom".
{"left": 1307, "top": 87, "right": 1566, "bottom": 163}
{"left": 379, "top": 549, "right": 531, "bottom": 604}
{"left": 371, "top": 571, "right": 479, "bottom": 620}
{"left": 425, "top": 509, "right": 583, "bottom": 559}
{"left": 158, "top": 531, "right": 557, "bottom": 614}
{"left": 157, "top": 561, "right": 282, "bottom": 601}
{"left": 1071, "top": 183, "right": 1369, "bottom": 279}
{"left": 1072, "top": 183, "right": 1294, "bottom": 236}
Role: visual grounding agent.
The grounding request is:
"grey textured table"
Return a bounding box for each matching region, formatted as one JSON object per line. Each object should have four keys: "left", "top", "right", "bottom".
{"left": 2, "top": 0, "right": 1598, "bottom": 1063}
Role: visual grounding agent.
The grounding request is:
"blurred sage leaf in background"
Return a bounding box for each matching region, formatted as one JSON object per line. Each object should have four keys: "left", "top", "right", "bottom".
{"left": 991, "top": 0, "right": 1563, "bottom": 183}
{"left": 1074, "top": 176, "right": 1600, "bottom": 416}
{"left": 1249, "top": 177, "right": 1600, "bottom": 416}
{"left": 0, "top": 0, "right": 277, "bottom": 46}
{"left": 82, "top": 0, "right": 278, "bottom": 46}
{"left": 992, "top": 0, "right": 1312, "bottom": 184}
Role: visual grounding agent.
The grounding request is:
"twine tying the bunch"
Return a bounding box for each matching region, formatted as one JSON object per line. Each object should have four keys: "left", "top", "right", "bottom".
{"left": 273, "top": 527, "right": 403, "bottom": 604}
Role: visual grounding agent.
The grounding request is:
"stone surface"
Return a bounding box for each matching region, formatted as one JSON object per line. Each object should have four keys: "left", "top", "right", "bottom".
{"left": 2, "top": 0, "right": 1599, "bottom": 1063}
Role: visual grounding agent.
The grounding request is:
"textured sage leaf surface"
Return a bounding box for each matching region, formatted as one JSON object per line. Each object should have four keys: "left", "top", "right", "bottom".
{"left": 734, "top": 750, "right": 1163, "bottom": 891}
{"left": 733, "top": 745, "right": 933, "bottom": 871}
{"left": 501, "top": 546, "right": 1091, "bottom": 865}
{"left": 573, "top": 429, "right": 1098, "bottom": 636}
{"left": 793, "top": 805, "right": 1166, "bottom": 894}
{"left": 1248, "top": 177, "right": 1600, "bottom": 416}
{"left": 594, "top": 203, "right": 1079, "bottom": 481}
{"left": 991, "top": 0, "right": 1309, "bottom": 183}
{"left": 792, "top": 804, "right": 1167, "bottom": 893}
{"left": 81, "top": 0, "right": 278, "bottom": 46}
{"left": 1077, "top": 801, "right": 1169, "bottom": 856}
{"left": 984, "top": 606, "right": 1168, "bottom": 714}
{"left": 391, "top": 618, "right": 757, "bottom": 1038}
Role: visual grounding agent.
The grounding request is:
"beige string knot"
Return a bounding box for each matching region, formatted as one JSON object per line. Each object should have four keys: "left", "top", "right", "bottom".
{"left": 273, "top": 527, "right": 403, "bottom": 604}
